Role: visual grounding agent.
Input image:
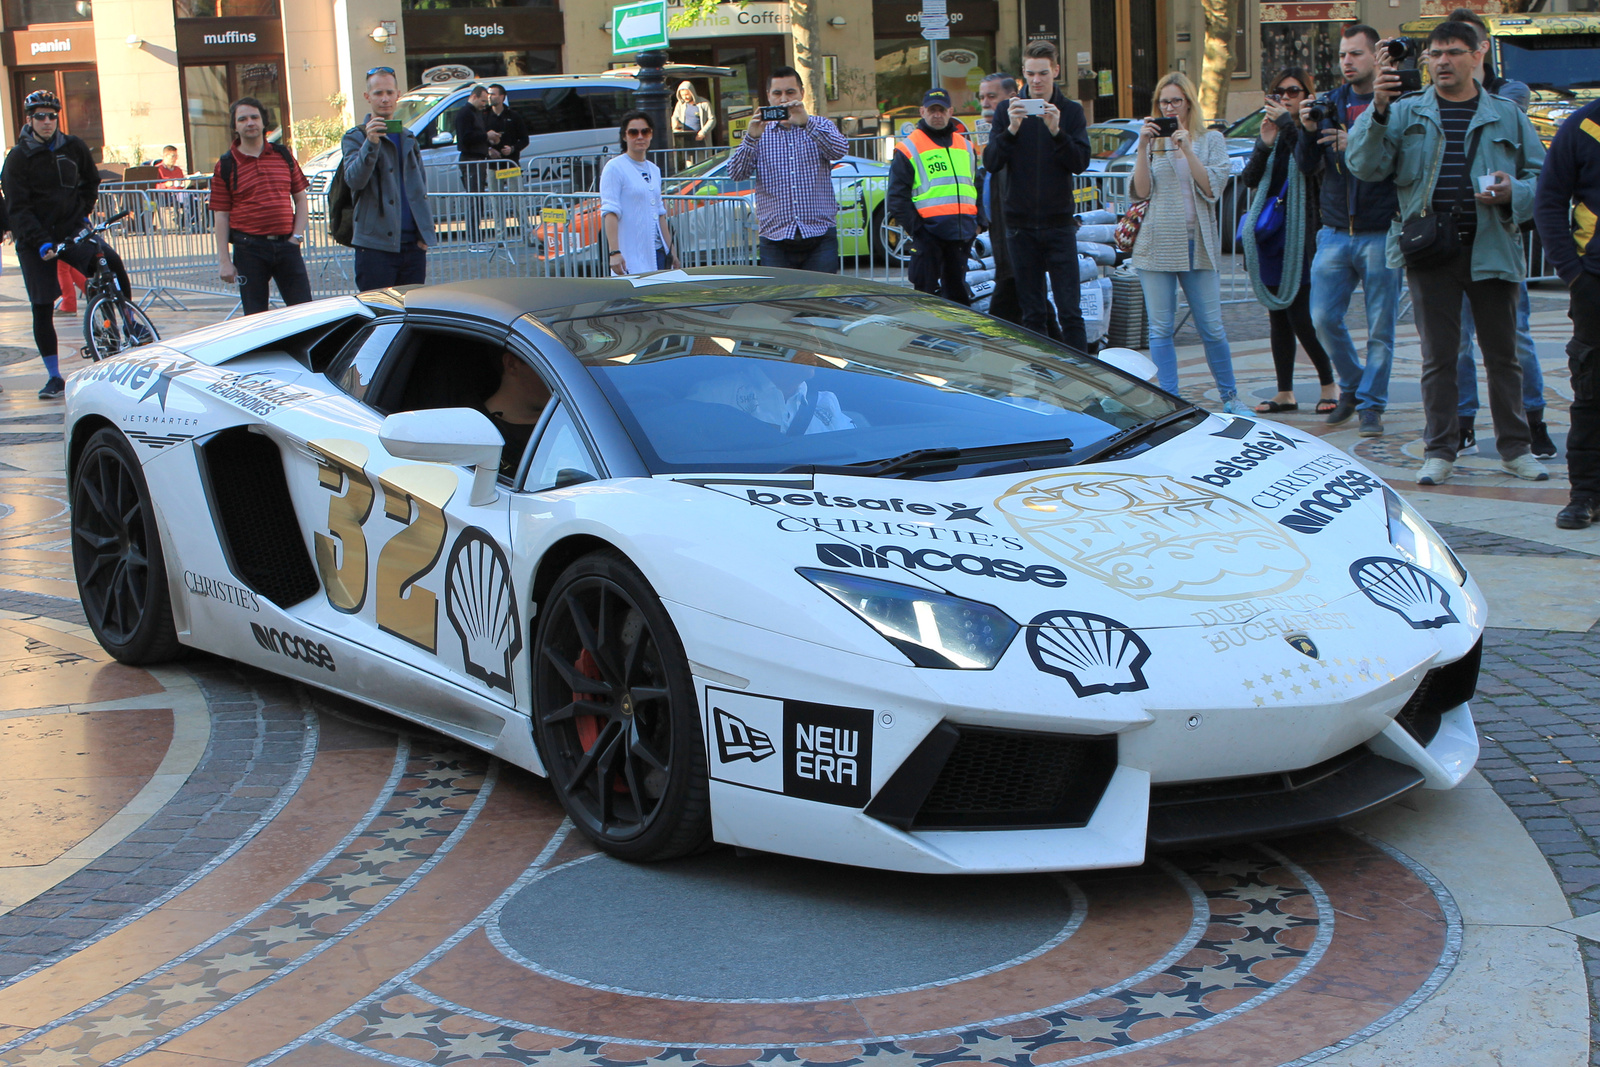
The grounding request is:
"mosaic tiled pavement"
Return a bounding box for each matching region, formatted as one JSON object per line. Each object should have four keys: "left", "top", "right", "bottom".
{"left": 0, "top": 275, "right": 1596, "bottom": 1066}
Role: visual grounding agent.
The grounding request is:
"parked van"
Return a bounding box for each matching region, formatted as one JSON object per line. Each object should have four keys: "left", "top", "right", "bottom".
{"left": 302, "top": 66, "right": 732, "bottom": 195}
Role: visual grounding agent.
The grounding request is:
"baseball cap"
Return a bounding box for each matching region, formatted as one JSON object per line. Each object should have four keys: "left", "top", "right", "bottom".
{"left": 921, "top": 89, "right": 952, "bottom": 108}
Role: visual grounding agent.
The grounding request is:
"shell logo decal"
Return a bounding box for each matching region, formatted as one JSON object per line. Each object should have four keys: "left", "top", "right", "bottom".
{"left": 1350, "top": 557, "right": 1459, "bottom": 630}
{"left": 444, "top": 529, "right": 524, "bottom": 694}
{"left": 995, "top": 473, "right": 1311, "bottom": 602}
{"left": 1026, "top": 610, "right": 1152, "bottom": 697}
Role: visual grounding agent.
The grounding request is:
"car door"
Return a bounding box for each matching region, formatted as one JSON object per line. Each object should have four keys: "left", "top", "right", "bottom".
{"left": 271, "top": 318, "right": 532, "bottom": 744}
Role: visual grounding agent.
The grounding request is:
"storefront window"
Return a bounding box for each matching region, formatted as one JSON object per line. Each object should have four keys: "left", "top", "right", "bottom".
{"left": 182, "top": 59, "right": 282, "bottom": 169}
{"left": 174, "top": 0, "right": 278, "bottom": 15}
{"left": 405, "top": 48, "right": 558, "bottom": 90}
{"left": 5, "top": 0, "right": 91, "bottom": 26}
{"left": 875, "top": 35, "right": 990, "bottom": 117}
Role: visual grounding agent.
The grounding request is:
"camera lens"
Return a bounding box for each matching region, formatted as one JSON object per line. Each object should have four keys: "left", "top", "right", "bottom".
{"left": 1308, "top": 104, "right": 1326, "bottom": 123}
{"left": 1386, "top": 38, "right": 1417, "bottom": 62}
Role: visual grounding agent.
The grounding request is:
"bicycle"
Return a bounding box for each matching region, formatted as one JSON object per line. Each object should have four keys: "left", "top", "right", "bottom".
{"left": 63, "top": 209, "right": 160, "bottom": 361}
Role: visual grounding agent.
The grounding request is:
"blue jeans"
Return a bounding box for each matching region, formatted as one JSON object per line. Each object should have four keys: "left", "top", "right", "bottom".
{"left": 354, "top": 242, "right": 427, "bottom": 290}
{"left": 758, "top": 228, "right": 839, "bottom": 273}
{"left": 1310, "top": 227, "right": 1399, "bottom": 412}
{"left": 1138, "top": 243, "right": 1235, "bottom": 400}
{"left": 1457, "top": 281, "right": 1542, "bottom": 417}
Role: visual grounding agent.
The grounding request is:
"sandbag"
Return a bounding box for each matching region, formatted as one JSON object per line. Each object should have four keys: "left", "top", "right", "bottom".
{"left": 1077, "top": 209, "right": 1119, "bottom": 226}
{"left": 1079, "top": 242, "right": 1117, "bottom": 266}
{"left": 969, "top": 278, "right": 996, "bottom": 300}
{"left": 1076, "top": 224, "right": 1119, "bottom": 245}
{"left": 966, "top": 268, "right": 997, "bottom": 287}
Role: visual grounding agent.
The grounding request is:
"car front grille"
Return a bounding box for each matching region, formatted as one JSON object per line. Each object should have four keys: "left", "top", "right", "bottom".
{"left": 910, "top": 727, "right": 1118, "bottom": 831}
{"left": 1395, "top": 637, "right": 1482, "bottom": 747}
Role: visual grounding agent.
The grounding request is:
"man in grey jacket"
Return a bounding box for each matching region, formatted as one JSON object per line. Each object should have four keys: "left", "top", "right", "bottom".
{"left": 340, "top": 66, "right": 434, "bottom": 290}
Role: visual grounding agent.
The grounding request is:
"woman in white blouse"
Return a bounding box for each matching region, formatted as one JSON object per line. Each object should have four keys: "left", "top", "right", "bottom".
{"left": 1129, "top": 72, "right": 1243, "bottom": 414}
{"left": 671, "top": 82, "right": 714, "bottom": 150}
{"left": 600, "top": 110, "right": 679, "bottom": 276}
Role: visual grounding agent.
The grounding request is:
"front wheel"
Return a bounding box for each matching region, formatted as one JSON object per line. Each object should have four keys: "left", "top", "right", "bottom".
{"left": 531, "top": 552, "right": 710, "bottom": 861}
{"left": 71, "top": 428, "right": 183, "bottom": 664}
{"left": 84, "top": 297, "right": 159, "bottom": 361}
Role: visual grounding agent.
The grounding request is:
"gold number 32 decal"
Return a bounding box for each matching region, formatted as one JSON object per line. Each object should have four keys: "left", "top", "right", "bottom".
{"left": 311, "top": 440, "right": 458, "bottom": 653}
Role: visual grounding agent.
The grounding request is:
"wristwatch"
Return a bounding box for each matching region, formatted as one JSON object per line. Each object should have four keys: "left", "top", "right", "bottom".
{"left": 289, "top": 234, "right": 304, "bottom": 244}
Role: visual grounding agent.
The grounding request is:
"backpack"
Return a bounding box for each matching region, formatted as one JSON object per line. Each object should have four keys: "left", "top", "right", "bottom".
{"left": 325, "top": 154, "right": 356, "bottom": 247}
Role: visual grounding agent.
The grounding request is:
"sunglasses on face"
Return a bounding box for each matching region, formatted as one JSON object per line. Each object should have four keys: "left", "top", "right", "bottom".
{"left": 32, "top": 112, "right": 58, "bottom": 121}
{"left": 1276, "top": 87, "right": 1307, "bottom": 96}
{"left": 626, "top": 128, "right": 652, "bottom": 137}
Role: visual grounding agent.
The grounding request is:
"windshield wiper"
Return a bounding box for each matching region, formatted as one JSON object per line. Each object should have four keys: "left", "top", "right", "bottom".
{"left": 1070, "top": 406, "right": 1202, "bottom": 466}
{"left": 783, "top": 439, "right": 1076, "bottom": 478}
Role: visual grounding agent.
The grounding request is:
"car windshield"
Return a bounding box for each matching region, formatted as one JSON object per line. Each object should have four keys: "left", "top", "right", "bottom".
{"left": 1497, "top": 35, "right": 1600, "bottom": 90}
{"left": 553, "top": 295, "right": 1183, "bottom": 475}
{"left": 672, "top": 149, "right": 732, "bottom": 178}
{"left": 1089, "top": 127, "right": 1133, "bottom": 159}
{"left": 1227, "top": 109, "right": 1264, "bottom": 139}
{"left": 394, "top": 91, "right": 447, "bottom": 128}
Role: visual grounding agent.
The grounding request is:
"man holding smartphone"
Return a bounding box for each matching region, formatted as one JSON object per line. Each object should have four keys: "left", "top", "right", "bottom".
{"left": 210, "top": 97, "right": 311, "bottom": 315}
{"left": 1295, "top": 24, "right": 1402, "bottom": 436}
{"left": 728, "top": 66, "right": 849, "bottom": 272}
{"left": 1347, "top": 20, "right": 1546, "bottom": 487}
{"left": 980, "top": 40, "right": 1092, "bottom": 349}
{"left": 341, "top": 66, "right": 434, "bottom": 290}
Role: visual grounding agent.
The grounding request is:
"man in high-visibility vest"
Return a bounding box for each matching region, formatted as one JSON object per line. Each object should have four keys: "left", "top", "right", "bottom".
{"left": 887, "top": 88, "right": 980, "bottom": 304}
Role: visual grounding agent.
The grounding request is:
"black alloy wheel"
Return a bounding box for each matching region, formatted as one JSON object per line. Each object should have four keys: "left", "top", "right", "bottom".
{"left": 531, "top": 552, "right": 709, "bottom": 861}
{"left": 70, "top": 428, "right": 183, "bottom": 663}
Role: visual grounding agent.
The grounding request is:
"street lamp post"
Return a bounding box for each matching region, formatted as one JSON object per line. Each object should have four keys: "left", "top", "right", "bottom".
{"left": 635, "top": 49, "right": 670, "bottom": 153}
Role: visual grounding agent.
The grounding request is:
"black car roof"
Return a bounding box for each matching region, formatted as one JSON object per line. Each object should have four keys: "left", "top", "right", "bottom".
{"left": 387, "top": 269, "right": 917, "bottom": 326}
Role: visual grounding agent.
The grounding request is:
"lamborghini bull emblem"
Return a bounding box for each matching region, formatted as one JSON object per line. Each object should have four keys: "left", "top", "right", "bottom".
{"left": 1284, "top": 633, "right": 1319, "bottom": 659}
{"left": 995, "top": 473, "right": 1311, "bottom": 602}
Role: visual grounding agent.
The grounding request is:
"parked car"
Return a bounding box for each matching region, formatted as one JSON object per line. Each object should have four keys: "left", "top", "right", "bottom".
{"left": 300, "top": 67, "right": 733, "bottom": 197}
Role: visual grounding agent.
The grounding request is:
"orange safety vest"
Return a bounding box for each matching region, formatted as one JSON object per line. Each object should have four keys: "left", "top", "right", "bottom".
{"left": 896, "top": 128, "right": 979, "bottom": 219}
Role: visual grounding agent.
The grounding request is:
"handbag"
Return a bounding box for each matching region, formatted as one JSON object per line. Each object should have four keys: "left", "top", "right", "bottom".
{"left": 1112, "top": 199, "right": 1149, "bottom": 253}
{"left": 1399, "top": 124, "right": 1485, "bottom": 269}
{"left": 1236, "top": 186, "right": 1287, "bottom": 246}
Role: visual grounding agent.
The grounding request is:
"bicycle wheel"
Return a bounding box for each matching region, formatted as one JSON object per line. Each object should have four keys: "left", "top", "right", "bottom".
{"left": 84, "top": 298, "right": 159, "bottom": 360}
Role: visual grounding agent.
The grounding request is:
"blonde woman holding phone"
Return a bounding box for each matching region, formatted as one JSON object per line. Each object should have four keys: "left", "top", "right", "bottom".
{"left": 1130, "top": 71, "right": 1242, "bottom": 412}
{"left": 600, "top": 110, "right": 679, "bottom": 275}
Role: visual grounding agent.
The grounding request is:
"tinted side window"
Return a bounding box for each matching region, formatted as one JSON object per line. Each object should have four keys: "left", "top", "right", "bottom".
{"left": 531, "top": 86, "right": 593, "bottom": 134}
{"left": 524, "top": 403, "right": 599, "bottom": 491}
{"left": 324, "top": 322, "right": 403, "bottom": 407}
{"left": 582, "top": 88, "right": 634, "bottom": 130}
{"left": 507, "top": 88, "right": 563, "bottom": 137}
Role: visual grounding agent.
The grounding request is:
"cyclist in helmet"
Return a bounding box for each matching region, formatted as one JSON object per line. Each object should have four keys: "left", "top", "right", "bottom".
{"left": 1, "top": 89, "right": 133, "bottom": 399}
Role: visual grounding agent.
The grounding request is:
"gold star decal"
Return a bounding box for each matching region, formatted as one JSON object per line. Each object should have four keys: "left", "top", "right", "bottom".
{"left": 1254, "top": 696, "right": 1265, "bottom": 706}
{"left": 1260, "top": 673, "right": 1275, "bottom": 684}
{"left": 1291, "top": 684, "right": 1303, "bottom": 695}
{"left": 1280, "top": 668, "right": 1293, "bottom": 679}
{"left": 1344, "top": 673, "right": 1354, "bottom": 682}
{"left": 1298, "top": 662, "right": 1312, "bottom": 673}
{"left": 1309, "top": 678, "right": 1322, "bottom": 689}
{"left": 1243, "top": 678, "right": 1256, "bottom": 689}
{"left": 1272, "top": 690, "right": 1285, "bottom": 700}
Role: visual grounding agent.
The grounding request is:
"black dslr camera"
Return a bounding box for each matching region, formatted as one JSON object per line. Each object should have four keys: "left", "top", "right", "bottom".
{"left": 1386, "top": 37, "right": 1424, "bottom": 93}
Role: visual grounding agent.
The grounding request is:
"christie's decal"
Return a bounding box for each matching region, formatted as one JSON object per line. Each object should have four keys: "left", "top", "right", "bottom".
{"left": 814, "top": 542, "right": 1069, "bottom": 587}
{"left": 1276, "top": 469, "right": 1384, "bottom": 534}
{"left": 777, "top": 516, "right": 1024, "bottom": 552}
{"left": 1248, "top": 455, "right": 1352, "bottom": 510}
{"left": 744, "top": 489, "right": 990, "bottom": 524}
{"left": 1026, "top": 610, "right": 1151, "bottom": 697}
{"left": 250, "top": 622, "right": 336, "bottom": 671}
{"left": 184, "top": 570, "right": 260, "bottom": 612}
{"left": 705, "top": 690, "right": 873, "bottom": 807}
{"left": 205, "top": 371, "right": 317, "bottom": 417}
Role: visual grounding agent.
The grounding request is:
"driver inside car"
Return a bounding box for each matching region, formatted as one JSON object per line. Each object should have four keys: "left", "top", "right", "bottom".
{"left": 687, "top": 356, "right": 856, "bottom": 435}
{"left": 480, "top": 350, "right": 552, "bottom": 474}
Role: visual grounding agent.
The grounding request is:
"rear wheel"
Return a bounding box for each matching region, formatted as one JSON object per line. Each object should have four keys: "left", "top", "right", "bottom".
{"left": 84, "top": 297, "right": 159, "bottom": 361}
{"left": 871, "top": 204, "right": 908, "bottom": 265}
{"left": 531, "top": 552, "right": 710, "bottom": 861}
{"left": 71, "top": 428, "right": 183, "bottom": 664}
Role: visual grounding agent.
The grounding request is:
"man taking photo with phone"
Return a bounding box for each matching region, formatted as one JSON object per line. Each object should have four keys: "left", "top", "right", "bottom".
{"left": 1347, "top": 20, "right": 1546, "bottom": 487}
{"left": 340, "top": 66, "right": 434, "bottom": 290}
{"left": 1295, "top": 24, "right": 1402, "bottom": 436}
{"left": 728, "top": 66, "right": 848, "bottom": 272}
{"left": 981, "top": 41, "right": 1092, "bottom": 350}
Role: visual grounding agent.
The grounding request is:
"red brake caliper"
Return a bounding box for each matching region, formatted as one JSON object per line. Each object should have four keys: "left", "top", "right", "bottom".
{"left": 572, "top": 649, "right": 627, "bottom": 793}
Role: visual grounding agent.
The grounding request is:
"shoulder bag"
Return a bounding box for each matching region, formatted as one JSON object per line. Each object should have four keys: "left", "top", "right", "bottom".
{"left": 1398, "top": 122, "right": 1485, "bottom": 270}
{"left": 1112, "top": 198, "right": 1148, "bottom": 253}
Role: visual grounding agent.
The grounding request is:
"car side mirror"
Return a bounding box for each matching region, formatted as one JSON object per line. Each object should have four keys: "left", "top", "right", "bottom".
{"left": 379, "top": 407, "right": 503, "bottom": 505}
{"left": 432, "top": 131, "right": 455, "bottom": 146}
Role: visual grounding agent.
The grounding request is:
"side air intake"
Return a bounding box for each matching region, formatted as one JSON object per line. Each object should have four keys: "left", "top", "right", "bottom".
{"left": 196, "top": 427, "right": 320, "bottom": 608}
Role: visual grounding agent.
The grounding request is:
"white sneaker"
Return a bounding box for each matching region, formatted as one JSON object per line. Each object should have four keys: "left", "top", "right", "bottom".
{"left": 1502, "top": 453, "right": 1550, "bottom": 481}
{"left": 1417, "top": 459, "right": 1453, "bottom": 486}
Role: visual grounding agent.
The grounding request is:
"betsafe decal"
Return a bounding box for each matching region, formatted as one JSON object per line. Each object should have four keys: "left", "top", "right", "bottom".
{"left": 814, "top": 542, "right": 1069, "bottom": 587}
{"left": 1026, "top": 610, "right": 1151, "bottom": 697}
{"left": 744, "top": 488, "right": 990, "bottom": 524}
{"left": 1350, "top": 557, "right": 1459, "bottom": 630}
{"left": 704, "top": 689, "right": 873, "bottom": 807}
{"left": 1191, "top": 427, "right": 1306, "bottom": 487}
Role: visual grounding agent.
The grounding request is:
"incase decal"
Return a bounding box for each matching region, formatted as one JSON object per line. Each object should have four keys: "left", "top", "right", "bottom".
{"left": 1026, "top": 610, "right": 1151, "bottom": 697}
{"left": 250, "top": 622, "right": 336, "bottom": 671}
{"left": 1276, "top": 469, "right": 1384, "bottom": 534}
{"left": 443, "top": 529, "right": 522, "bottom": 695}
{"left": 1351, "top": 557, "right": 1458, "bottom": 630}
{"left": 184, "top": 570, "right": 260, "bottom": 612}
{"left": 745, "top": 489, "right": 990, "bottom": 524}
{"left": 814, "top": 542, "right": 1069, "bottom": 586}
{"left": 704, "top": 689, "right": 873, "bottom": 807}
{"left": 79, "top": 355, "right": 193, "bottom": 410}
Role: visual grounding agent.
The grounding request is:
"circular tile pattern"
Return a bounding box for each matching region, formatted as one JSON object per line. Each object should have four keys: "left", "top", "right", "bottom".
{"left": 495, "top": 851, "right": 1082, "bottom": 1000}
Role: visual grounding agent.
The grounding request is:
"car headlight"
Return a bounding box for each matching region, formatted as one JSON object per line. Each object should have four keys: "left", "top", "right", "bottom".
{"left": 1384, "top": 488, "right": 1466, "bottom": 586}
{"left": 798, "top": 568, "right": 1019, "bottom": 669}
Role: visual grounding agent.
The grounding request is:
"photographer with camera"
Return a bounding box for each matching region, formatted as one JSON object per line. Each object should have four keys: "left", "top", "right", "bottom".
{"left": 1243, "top": 68, "right": 1337, "bottom": 415}
{"left": 1347, "top": 20, "right": 1546, "bottom": 487}
{"left": 1294, "top": 24, "right": 1401, "bottom": 436}
{"left": 1445, "top": 7, "right": 1552, "bottom": 462}
{"left": 728, "top": 66, "right": 848, "bottom": 273}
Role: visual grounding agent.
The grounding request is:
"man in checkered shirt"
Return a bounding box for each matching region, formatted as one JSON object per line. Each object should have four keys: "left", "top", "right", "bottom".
{"left": 728, "top": 65, "right": 848, "bottom": 273}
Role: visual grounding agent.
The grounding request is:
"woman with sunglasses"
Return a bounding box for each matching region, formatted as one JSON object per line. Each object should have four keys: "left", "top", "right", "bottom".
{"left": 1242, "top": 68, "right": 1337, "bottom": 415}
{"left": 600, "top": 110, "right": 679, "bottom": 276}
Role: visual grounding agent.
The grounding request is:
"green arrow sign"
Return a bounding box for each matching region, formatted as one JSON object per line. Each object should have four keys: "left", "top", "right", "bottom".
{"left": 612, "top": 0, "right": 668, "bottom": 53}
